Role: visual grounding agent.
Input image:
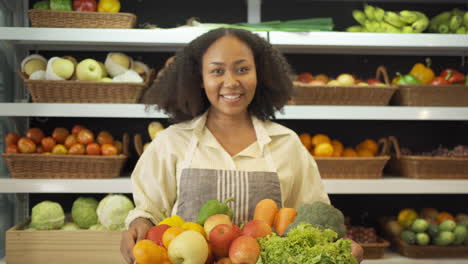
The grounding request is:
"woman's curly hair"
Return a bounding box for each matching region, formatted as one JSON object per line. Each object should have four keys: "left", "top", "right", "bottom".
{"left": 143, "top": 27, "right": 293, "bottom": 123}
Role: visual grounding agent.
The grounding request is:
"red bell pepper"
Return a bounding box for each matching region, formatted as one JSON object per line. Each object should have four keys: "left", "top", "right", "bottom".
{"left": 430, "top": 76, "right": 450, "bottom": 85}
{"left": 73, "top": 0, "right": 97, "bottom": 12}
{"left": 440, "top": 68, "right": 465, "bottom": 84}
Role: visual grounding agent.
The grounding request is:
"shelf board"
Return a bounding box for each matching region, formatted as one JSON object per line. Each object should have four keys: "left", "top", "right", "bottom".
{"left": 362, "top": 251, "right": 468, "bottom": 264}
{"left": 0, "top": 177, "right": 467, "bottom": 194}
{"left": 268, "top": 32, "right": 468, "bottom": 55}
{"left": 2, "top": 103, "right": 468, "bottom": 120}
{"left": 0, "top": 27, "right": 267, "bottom": 51}
{"left": 1, "top": 27, "right": 467, "bottom": 55}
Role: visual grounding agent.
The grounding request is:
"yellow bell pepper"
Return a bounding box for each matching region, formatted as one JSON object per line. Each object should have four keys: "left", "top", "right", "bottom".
{"left": 409, "top": 58, "right": 435, "bottom": 84}
{"left": 97, "top": 0, "right": 120, "bottom": 13}
{"left": 158, "top": 215, "right": 185, "bottom": 227}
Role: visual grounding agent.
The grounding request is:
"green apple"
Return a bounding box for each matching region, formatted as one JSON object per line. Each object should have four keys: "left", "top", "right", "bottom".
{"left": 51, "top": 58, "right": 74, "bottom": 79}
{"left": 336, "top": 73, "right": 356, "bottom": 86}
{"left": 76, "top": 59, "right": 103, "bottom": 81}
{"left": 98, "top": 61, "right": 108, "bottom": 78}
{"left": 101, "top": 77, "right": 112, "bottom": 82}
{"left": 168, "top": 230, "right": 209, "bottom": 264}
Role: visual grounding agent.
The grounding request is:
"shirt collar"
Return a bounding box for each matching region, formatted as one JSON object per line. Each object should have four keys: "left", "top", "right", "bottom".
{"left": 176, "top": 111, "right": 290, "bottom": 155}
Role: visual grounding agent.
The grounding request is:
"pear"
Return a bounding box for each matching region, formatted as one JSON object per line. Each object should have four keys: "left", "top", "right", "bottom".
{"left": 105, "top": 52, "right": 133, "bottom": 77}
{"left": 29, "top": 70, "right": 46, "bottom": 80}
{"left": 112, "top": 70, "right": 143, "bottom": 83}
{"left": 21, "top": 54, "right": 47, "bottom": 77}
{"left": 45, "top": 57, "right": 75, "bottom": 80}
{"left": 147, "top": 121, "right": 164, "bottom": 140}
{"left": 132, "top": 61, "right": 150, "bottom": 80}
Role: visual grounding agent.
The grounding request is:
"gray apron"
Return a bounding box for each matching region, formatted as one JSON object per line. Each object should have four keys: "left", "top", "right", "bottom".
{"left": 176, "top": 131, "right": 282, "bottom": 226}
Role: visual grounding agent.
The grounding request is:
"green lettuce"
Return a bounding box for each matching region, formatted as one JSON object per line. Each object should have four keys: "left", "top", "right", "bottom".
{"left": 257, "top": 223, "right": 357, "bottom": 264}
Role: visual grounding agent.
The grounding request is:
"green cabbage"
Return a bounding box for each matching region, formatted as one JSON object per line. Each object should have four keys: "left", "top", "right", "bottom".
{"left": 257, "top": 223, "right": 357, "bottom": 264}
{"left": 30, "top": 201, "right": 65, "bottom": 230}
{"left": 71, "top": 197, "right": 99, "bottom": 229}
{"left": 88, "top": 224, "right": 107, "bottom": 230}
{"left": 61, "top": 222, "right": 80, "bottom": 231}
{"left": 97, "top": 194, "right": 134, "bottom": 230}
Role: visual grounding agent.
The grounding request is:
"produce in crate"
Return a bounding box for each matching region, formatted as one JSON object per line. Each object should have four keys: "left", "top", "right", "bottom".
{"left": 76, "top": 58, "right": 102, "bottom": 81}
{"left": 429, "top": 8, "right": 468, "bottom": 34}
{"left": 61, "top": 222, "right": 80, "bottom": 230}
{"left": 72, "top": 0, "right": 97, "bottom": 12}
{"left": 30, "top": 201, "right": 65, "bottom": 230}
{"left": 96, "top": 194, "right": 135, "bottom": 230}
{"left": 20, "top": 54, "right": 47, "bottom": 77}
{"left": 105, "top": 52, "right": 132, "bottom": 77}
{"left": 71, "top": 197, "right": 99, "bottom": 229}
{"left": 97, "top": 0, "right": 121, "bottom": 13}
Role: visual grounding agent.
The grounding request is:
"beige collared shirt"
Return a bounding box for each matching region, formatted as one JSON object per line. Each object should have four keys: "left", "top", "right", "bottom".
{"left": 125, "top": 112, "right": 330, "bottom": 227}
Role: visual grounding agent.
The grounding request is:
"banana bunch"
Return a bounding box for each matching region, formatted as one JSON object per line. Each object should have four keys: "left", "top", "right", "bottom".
{"left": 429, "top": 8, "right": 468, "bottom": 34}
{"left": 347, "top": 4, "right": 429, "bottom": 33}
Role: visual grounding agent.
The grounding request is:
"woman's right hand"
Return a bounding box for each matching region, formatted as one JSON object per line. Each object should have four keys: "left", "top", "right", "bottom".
{"left": 120, "top": 217, "right": 154, "bottom": 264}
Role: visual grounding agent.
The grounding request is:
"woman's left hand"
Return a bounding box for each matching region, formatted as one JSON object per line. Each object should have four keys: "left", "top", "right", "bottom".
{"left": 350, "top": 239, "right": 364, "bottom": 263}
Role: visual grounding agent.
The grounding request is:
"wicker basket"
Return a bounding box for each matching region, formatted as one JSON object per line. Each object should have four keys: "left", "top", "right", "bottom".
{"left": 2, "top": 134, "right": 129, "bottom": 179}
{"left": 290, "top": 66, "right": 398, "bottom": 105}
{"left": 394, "top": 237, "right": 468, "bottom": 258}
{"left": 315, "top": 156, "right": 389, "bottom": 179}
{"left": 361, "top": 238, "right": 390, "bottom": 259}
{"left": 20, "top": 70, "right": 154, "bottom": 103}
{"left": 392, "top": 84, "right": 468, "bottom": 106}
{"left": 28, "top": 9, "right": 136, "bottom": 28}
{"left": 387, "top": 136, "right": 468, "bottom": 179}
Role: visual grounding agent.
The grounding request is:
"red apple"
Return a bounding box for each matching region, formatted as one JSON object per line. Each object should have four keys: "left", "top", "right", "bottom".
{"left": 146, "top": 224, "right": 171, "bottom": 246}
{"left": 367, "top": 78, "right": 383, "bottom": 85}
{"left": 204, "top": 214, "right": 232, "bottom": 239}
{"left": 297, "top": 72, "right": 314, "bottom": 83}
{"left": 229, "top": 236, "right": 260, "bottom": 264}
{"left": 209, "top": 224, "right": 241, "bottom": 259}
{"left": 242, "top": 219, "right": 272, "bottom": 238}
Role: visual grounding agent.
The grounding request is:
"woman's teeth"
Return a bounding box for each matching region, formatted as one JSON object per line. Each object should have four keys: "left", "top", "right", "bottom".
{"left": 222, "top": 95, "right": 240, "bottom": 99}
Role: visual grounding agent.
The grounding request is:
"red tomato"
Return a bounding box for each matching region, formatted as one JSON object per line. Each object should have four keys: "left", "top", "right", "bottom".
{"left": 5, "top": 132, "right": 20, "bottom": 146}
{"left": 101, "top": 144, "right": 118, "bottom": 156}
{"left": 77, "top": 129, "right": 95, "bottom": 145}
{"left": 52, "top": 127, "right": 70, "bottom": 144}
{"left": 146, "top": 224, "right": 171, "bottom": 247}
{"left": 73, "top": 0, "right": 97, "bottom": 12}
{"left": 5, "top": 144, "right": 19, "bottom": 153}
{"left": 297, "top": 72, "right": 314, "bottom": 83}
{"left": 64, "top": 134, "right": 78, "bottom": 149}
{"left": 68, "top": 143, "right": 86, "bottom": 155}
{"left": 41, "top": 137, "right": 56, "bottom": 152}
{"left": 17, "top": 137, "right": 37, "bottom": 153}
{"left": 86, "top": 143, "right": 101, "bottom": 155}
{"left": 71, "top": 125, "right": 86, "bottom": 136}
{"left": 26, "top": 128, "right": 45, "bottom": 144}
{"left": 97, "top": 131, "right": 114, "bottom": 145}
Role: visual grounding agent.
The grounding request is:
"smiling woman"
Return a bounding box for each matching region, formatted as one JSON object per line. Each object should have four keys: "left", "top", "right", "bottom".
{"left": 121, "top": 28, "right": 363, "bottom": 264}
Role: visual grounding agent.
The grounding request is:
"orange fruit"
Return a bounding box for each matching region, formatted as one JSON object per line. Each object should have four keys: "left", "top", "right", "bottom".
{"left": 342, "top": 147, "right": 358, "bottom": 157}
{"left": 162, "top": 227, "right": 185, "bottom": 248}
{"left": 331, "top": 140, "right": 344, "bottom": 157}
{"left": 436, "top": 211, "right": 455, "bottom": 224}
{"left": 181, "top": 222, "right": 206, "bottom": 238}
{"left": 311, "top": 134, "right": 331, "bottom": 147}
{"left": 357, "top": 148, "right": 374, "bottom": 157}
{"left": 356, "top": 139, "right": 379, "bottom": 155}
{"left": 313, "top": 142, "right": 334, "bottom": 157}
{"left": 133, "top": 239, "right": 167, "bottom": 264}
{"left": 299, "top": 133, "right": 312, "bottom": 150}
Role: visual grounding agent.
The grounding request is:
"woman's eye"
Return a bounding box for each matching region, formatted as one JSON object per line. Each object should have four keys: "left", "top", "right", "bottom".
{"left": 211, "top": 69, "right": 224, "bottom": 75}
{"left": 238, "top": 67, "right": 249, "bottom": 73}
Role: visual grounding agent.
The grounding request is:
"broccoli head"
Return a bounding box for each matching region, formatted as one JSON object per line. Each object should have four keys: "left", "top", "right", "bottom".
{"left": 285, "top": 201, "right": 346, "bottom": 238}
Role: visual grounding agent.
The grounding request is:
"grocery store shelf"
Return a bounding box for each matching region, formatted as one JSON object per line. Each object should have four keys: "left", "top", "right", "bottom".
{"left": 362, "top": 251, "right": 468, "bottom": 264}
{"left": 0, "top": 27, "right": 267, "bottom": 51}
{"left": 0, "top": 177, "right": 467, "bottom": 194}
{"left": 268, "top": 32, "right": 468, "bottom": 56}
{"left": 2, "top": 103, "right": 468, "bottom": 120}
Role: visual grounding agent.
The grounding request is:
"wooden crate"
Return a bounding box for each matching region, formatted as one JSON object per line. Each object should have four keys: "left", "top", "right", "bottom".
{"left": 6, "top": 224, "right": 124, "bottom": 264}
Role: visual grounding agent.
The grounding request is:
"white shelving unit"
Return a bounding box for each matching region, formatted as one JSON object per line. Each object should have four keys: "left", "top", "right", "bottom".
{"left": 1, "top": 1, "right": 468, "bottom": 264}
{"left": 0, "top": 177, "right": 468, "bottom": 194}
{"left": 2, "top": 103, "right": 468, "bottom": 120}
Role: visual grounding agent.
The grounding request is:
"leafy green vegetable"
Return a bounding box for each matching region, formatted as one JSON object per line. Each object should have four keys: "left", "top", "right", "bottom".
{"left": 286, "top": 201, "right": 347, "bottom": 238}
{"left": 30, "top": 201, "right": 65, "bottom": 230}
{"left": 97, "top": 194, "right": 134, "bottom": 230}
{"left": 71, "top": 197, "right": 99, "bottom": 229}
{"left": 257, "top": 223, "right": 357, "bottom": 264}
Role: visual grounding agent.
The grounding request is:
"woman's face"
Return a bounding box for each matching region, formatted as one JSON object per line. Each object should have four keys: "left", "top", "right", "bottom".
{"left": 201, "top": 35, "right": 257, "bottom": 118}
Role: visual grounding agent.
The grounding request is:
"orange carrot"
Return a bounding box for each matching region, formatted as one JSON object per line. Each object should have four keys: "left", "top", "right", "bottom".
{"left": 253, "top": 199, "right": 279, "bottom": 227}
{"left": 274, "top": 208, "right": 297, "bottom": 236}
